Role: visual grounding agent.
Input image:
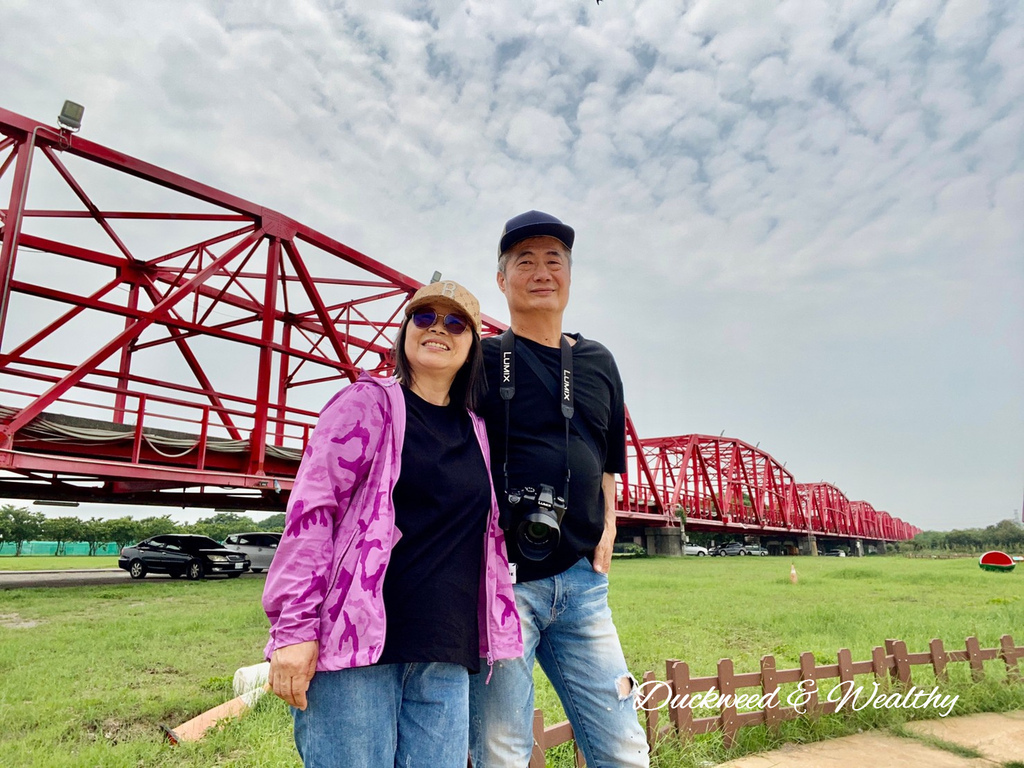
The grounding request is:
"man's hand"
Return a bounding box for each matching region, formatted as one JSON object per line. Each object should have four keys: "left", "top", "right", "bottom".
{"left": 593, "top": 528, "right": 615, "bottom": 574}
{"left": 592, "top": 472, "right": 618, "bottom": 574}
{"left": 269, "top": 640, "right": 319, "bottom": 710}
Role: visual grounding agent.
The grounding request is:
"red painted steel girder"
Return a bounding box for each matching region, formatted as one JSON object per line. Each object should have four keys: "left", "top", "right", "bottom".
{"left": 795, "top": 482, "right": 854, "bottom": 535}
{"left": 0, "top": 107, "right": 669, "bottom": 515}
{"left": 633, "top": 434, "right": 807, "bottom": 534}
{"left": 848, "top": 502, "right": 919, "bottom": 541}
{"left": 0, "top": 107, "right": 916, "bottom": 538}
{"left": 635, "top": 436, "right": 917, "bottom": 540}
{"left": 849, "top": 501, "right": 879, "bottom": 539}
{"left": 0, "top": 107, "right": 495, "bottom": 505}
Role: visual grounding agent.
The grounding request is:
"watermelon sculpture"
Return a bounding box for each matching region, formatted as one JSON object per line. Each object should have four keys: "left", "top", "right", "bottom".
{"left": 978, "top": 551, "right": 1015, "bottom": 573}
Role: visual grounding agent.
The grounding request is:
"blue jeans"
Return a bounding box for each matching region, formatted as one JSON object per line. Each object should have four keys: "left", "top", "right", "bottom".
{"left": 293, "top": 662, "right": 469, "bottom": 768}
{"left": 468, "top": 558, "right": 649, "bottom": 767}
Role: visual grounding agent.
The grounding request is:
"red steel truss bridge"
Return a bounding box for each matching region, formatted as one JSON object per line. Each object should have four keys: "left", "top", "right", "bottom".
{"left": 0, "top": 108, "right": 918, "bottom": 546}
{"left": 626, "top": 436, "right": 917, "bottom": 542}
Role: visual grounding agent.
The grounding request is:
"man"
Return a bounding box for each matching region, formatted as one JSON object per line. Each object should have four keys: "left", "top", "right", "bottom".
{"left": 468, "top": 211, "right": 649, "bottom": 767}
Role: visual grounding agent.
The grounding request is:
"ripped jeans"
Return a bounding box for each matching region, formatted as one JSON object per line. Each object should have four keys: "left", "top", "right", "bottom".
{"left": 469, "top": 557, "right": 649, "bottom": 767}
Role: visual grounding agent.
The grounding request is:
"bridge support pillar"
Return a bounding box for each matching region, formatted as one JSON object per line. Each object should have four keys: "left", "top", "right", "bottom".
{"left": 646, "top": 527, "right": 682, "bottom": 557}
{"left": 853, "top": 539, "right": 864, "bottom": 557}
{"left": 799, "top": 535, "right": 818, "bottom": 557}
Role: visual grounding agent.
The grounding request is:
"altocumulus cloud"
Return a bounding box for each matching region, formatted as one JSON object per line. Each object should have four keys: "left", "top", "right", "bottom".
{"left": 0, "top": 0, "right": 1021, "bottom": 530}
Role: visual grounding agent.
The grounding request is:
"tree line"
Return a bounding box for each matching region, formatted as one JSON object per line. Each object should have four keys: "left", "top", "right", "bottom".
{"left": 3, "top": 503, "right": 1020, "bottom": 557}
{"left": 904, "top": 518, "right": 1024, "bottom": 554}
{"left": 0, "top": 505, "right": 285, "bottom": 556}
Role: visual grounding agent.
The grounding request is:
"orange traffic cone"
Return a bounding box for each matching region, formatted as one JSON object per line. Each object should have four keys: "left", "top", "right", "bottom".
{"left": 789, "top": 563, "right": 798, "bottom": 584}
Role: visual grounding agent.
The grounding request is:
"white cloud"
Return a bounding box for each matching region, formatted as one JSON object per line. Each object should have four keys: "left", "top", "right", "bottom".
{"left": 505, "top": 107, "right": 572, "bottom": 159}
{"left": 935, "top": 0, "right": 993, "bottom": 50}
{"left": 0, "top": 0, "right": 1021, "bottom": 531}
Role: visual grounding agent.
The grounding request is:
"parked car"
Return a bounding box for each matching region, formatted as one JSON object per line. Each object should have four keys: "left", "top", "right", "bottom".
{"left": 744, "top": 544, "right": 770, "bottom": 557}
{"left": 684, "top": 544, "right": 709, "bottom": 556}
{"left": 825, "top": 550, "right": 847, "bottom": 557}
{"left": 223, "top": 532, "right": 282, "bottom": 573}
{"left": 118, "top": 534, "right": 250, "bottom": 580}
{"left": 715, "top": 542, "right": 749, "bottom": 556}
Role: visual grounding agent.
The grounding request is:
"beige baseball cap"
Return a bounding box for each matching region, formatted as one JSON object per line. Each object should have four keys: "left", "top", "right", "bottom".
{"left": 405, "top": 280, "right": 481, "bottom": 333}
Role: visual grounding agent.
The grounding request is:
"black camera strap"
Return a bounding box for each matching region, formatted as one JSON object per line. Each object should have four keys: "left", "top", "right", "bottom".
{"left": 515, "top": 339, "right": 604, "bottom": 461}
{"left": 499, "top": 330, "right": 572, "bottom": 510}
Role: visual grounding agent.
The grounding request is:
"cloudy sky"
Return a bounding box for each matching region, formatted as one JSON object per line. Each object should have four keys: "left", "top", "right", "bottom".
{"left": 1, "top": 0, "right": 1021, "bottom": 531}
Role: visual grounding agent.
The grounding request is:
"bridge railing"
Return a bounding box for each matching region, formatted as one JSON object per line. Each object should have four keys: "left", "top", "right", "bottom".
{"left": 0, "top": 370, "right": 317, "bottom": 473}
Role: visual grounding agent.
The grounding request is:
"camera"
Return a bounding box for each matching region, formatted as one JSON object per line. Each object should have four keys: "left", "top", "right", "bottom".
{"left": 502, "top": 484, "right": 567, "bottom": 561}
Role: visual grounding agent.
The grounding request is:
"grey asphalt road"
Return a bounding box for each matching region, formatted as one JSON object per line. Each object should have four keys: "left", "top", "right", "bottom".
{"left": 0, "top": 569, "right": 264, "bottom": 589}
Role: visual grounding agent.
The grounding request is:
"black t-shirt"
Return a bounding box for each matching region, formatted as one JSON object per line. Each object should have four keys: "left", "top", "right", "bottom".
{"left": 479, "top": 332, "right": 626, "bottom": 582}
{"left": 377, "top": 386, "right": 490, "bottom": 672}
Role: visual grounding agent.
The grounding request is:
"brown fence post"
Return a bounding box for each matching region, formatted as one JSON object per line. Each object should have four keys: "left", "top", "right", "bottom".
{"left": 521, "top": 633, "right": 1018, "bottom": 759}
{"left": 965, "top": 636, "right": 984, "bottom": 682}
{"left": 760, "top": 654, "right": 780, "bottom": 730}
{"left": 798, "top": 652, "right": 819, "bottom": 716}
{"left": 668, "top": 659, "right": 692, "bottom": 738}
{"left": 836, "top": 648, "right": 854, "bottom": 687}
{"left": 642, "top": 669, "right": 665, "bottom": 748}
{"left": 529, "top": 710, "right": 546, "bottom": 768}
{"left": 831, "top": 647, "right": 855, "bottom": 715}
{"left": 929, "top": 638, "right": 948, "bottom": 682}
{"left": 871, "top": 646, "right": 889, "bottom": 684}
{"left": 886, "top": 639, "right": 912, "bottom": 686}
{"left": 1000, "top": 635, "right": 1020, "bottom": 683}
{"left": 718, "top": 658, "right": 738, "bottom": 749}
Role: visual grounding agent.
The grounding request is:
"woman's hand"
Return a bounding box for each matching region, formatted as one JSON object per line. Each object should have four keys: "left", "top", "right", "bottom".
{"left": 269, "top": 640, "right": 319, "bottom": 710}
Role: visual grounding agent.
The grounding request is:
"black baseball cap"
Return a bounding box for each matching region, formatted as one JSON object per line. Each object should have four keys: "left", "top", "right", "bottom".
{"left": 499, "top": 210, "right": 575, "bottom": 255}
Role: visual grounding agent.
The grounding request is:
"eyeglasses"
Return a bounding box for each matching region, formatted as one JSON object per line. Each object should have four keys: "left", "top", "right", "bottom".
{"left": 410, "top": 308, "right": 470, "bottom": 335}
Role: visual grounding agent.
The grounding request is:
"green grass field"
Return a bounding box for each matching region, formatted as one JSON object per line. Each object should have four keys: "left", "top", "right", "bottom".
{"left": 0, "top": 556, "right": 1021, "bottom": 767}
{"left": 0, "top": 556, "right": 120, "bottom": 571}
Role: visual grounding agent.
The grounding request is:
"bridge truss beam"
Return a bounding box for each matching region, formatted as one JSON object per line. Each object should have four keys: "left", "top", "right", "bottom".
{"left": 0, "top": 107, "right": 915, "bottom": 540}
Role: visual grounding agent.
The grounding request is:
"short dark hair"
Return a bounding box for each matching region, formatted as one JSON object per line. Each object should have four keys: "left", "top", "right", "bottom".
{"left": 392, "top": 315, "right": 486, "bottom": 411}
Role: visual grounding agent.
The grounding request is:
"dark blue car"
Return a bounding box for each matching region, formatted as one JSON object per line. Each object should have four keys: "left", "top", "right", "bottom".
{"left": 118, "top": 534, "right": 250, "bottom": 580}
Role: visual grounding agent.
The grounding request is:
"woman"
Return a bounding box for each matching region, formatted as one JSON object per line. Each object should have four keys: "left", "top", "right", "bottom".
{"left": 262, "top": 281, "right": 522, "bottom": 768}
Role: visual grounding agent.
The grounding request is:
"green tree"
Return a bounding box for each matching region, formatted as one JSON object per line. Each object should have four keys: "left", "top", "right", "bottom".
{"left": 947, "top": 529, "right": 982, "bottom": 552}
{"left": 105, "top": 517, "right": 141, "bottom": 551}
{"left": 256, "top": 512, "right": 285, "bottom": 531}
{"left": 986, "top": 519, "right": 1024, "bottom": 551}
{"left": 80, "top": 518, "right": 111, "bottom": 556}
{"left": 907, "top": 522, "right": 1024, "bottom": 554}
{"left": 40, "top": 516, "right": 85, "bottom": 556}
{"left": 911, "top": 530, "right": 946, "bottom": 551}
{"left": 136, "top": 515, "right": 180, "bottom": 540}
{"left": 191, "top": 512, "right": 257, "bottom": 542}
{"left": 3, "top": 508, "right": 37, "bottom": 554}
{"left": 0, "top": 505, "right": 45, "bottom": 556}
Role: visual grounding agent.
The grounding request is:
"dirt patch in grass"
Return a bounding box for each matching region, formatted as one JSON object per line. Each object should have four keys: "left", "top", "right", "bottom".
{"left": 827, "top": 568, "right": 880, "bottom": 580}
{"left": 143, "top": 666, "right": 181, "bottom": 676}
{"left": 82, "top": 717, "right": 158, "bottom": 745}
{"left": 0, "top": 613, "right": 41, "bottom": 629}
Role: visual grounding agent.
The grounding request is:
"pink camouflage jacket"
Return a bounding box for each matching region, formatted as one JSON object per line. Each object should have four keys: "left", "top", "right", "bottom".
{"left": 262, "top": 372, "right": 522, "bottom": 672}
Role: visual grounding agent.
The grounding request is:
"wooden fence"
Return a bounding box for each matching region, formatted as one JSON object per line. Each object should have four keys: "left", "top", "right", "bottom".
{"left": 527, "top": 634, "right": 1023, "bottom": 768}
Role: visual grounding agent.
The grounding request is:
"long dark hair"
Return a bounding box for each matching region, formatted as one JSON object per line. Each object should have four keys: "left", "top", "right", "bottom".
{"left": 392, "top": 316, "right": 486, "bottom": 411}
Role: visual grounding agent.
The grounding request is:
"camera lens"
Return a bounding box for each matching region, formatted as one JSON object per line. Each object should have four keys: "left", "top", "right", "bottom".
{"left": 517, "top": 510, "right": 560, "bottom": 561}
{"left": 524, "top": 521, "right": 552, "bottom": 543}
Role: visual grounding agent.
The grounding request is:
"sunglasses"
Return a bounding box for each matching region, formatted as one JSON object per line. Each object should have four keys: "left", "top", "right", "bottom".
{"left": 410, "top": 308, "right": 470, "bottom": 336}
